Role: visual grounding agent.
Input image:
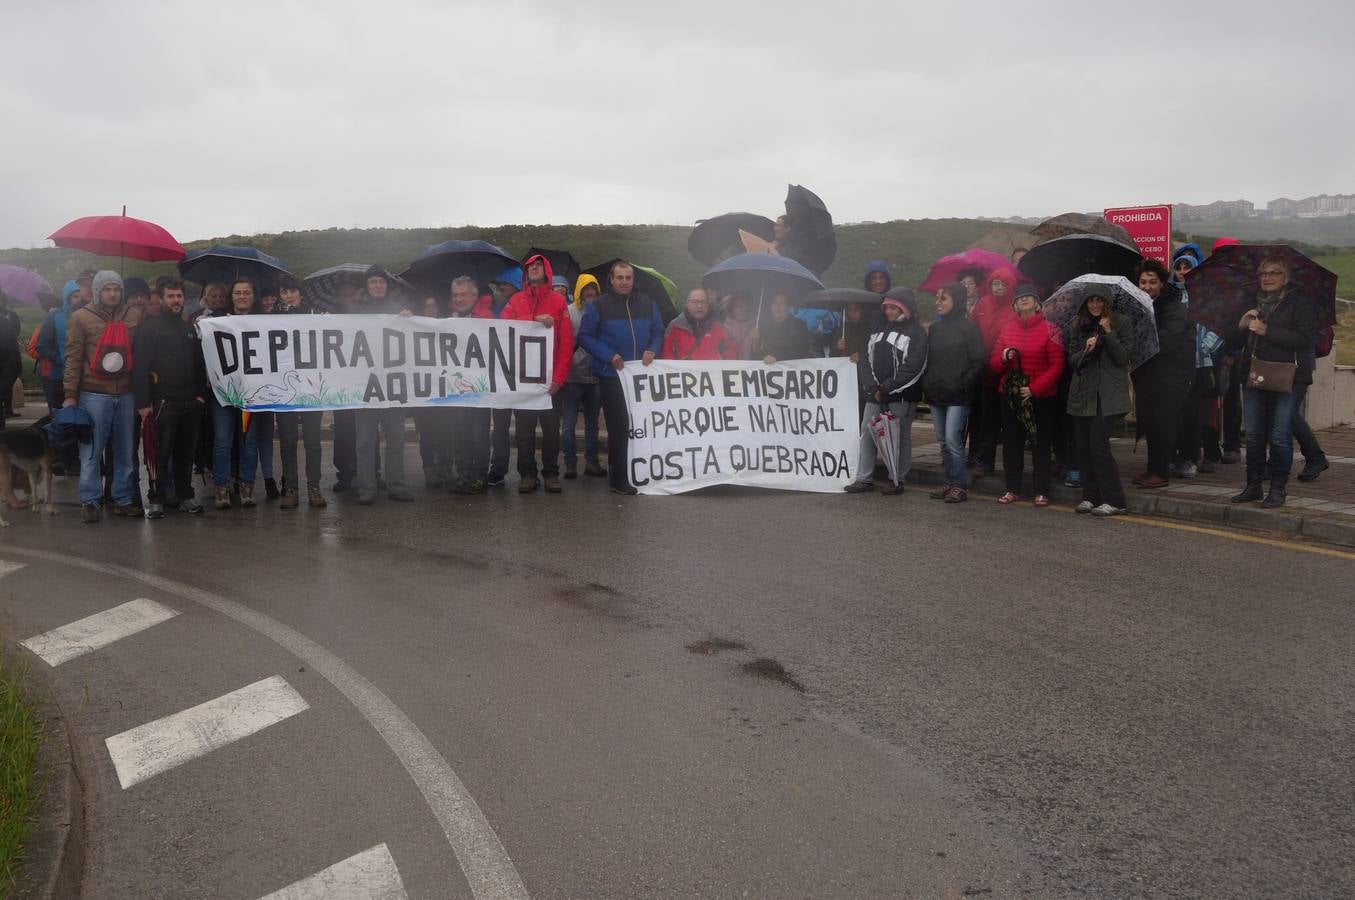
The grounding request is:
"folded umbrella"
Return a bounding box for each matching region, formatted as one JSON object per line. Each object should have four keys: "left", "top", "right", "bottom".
{"left": 867, "top": 409, "right": 901, "bottom": 488}
{"left": 179, "top": 244, "right": 290, "bottom": 286}
{"left": 49, "top": 209, "right": 185, "bottom": 263}
{"left": 1041, "top": 274, "right": 1160, "bottom": 372}
{"left": 920, "top": 248, "right": 1013, "bottom": 294}
{"left": 1183, "top": 244, "right": 1338, "bottom": 336}
{"left": 399, "top": 240, "right": 518, "bottom": 291}
{"left": 1003, "top": 354, "right": 1037, "bottom": 449}
{"left": 142, "top": 411, "right": 160, "bottom": 492}
{"left": 780, "top": 185, "right": 837, "bottom": 275}
{"left": 688, "top": 213, "right": 776, "bottom": 266}
{"left": 1017, "top": 233, "right": 1142, "bottom": 290}
{"left": 0, "top": 265, "right": 54, "bottom": 308}
{"left": 582, "top": 259, "right": 680, "bottom": 323}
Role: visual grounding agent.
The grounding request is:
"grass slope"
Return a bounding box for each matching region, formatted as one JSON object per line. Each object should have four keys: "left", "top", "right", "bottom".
{"left": 0, "top": 654, "right": 41, "bottom": 892}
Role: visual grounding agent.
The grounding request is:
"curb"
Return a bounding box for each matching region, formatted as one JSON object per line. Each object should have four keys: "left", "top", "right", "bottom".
{"left": 13, "top": 654, "right": 83, "bottom": 900}
{"left": 909, "top": 465, "right": 1355, "bottom": 549}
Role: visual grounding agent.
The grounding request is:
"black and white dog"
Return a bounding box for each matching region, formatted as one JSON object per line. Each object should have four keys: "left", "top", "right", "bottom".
{"left": 0, "top": 414, "right": 58, "bottom": 526}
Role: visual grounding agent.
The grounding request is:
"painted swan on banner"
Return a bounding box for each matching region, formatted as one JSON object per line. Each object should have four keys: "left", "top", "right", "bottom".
{"left": 247, "top": 370, "right": 303, "bottom": 406}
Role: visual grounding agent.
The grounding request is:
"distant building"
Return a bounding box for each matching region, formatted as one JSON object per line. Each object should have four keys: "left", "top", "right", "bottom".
{"left": 1268, "top": 197, "right": 1299, "bottom": 218}
{"left": 1177, "top": 200, "right": 1255, "bottom": 221}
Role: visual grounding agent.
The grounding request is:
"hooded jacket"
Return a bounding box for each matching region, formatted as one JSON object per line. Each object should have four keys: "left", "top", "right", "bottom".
{"left": 64, "top": 274, "right": 143, "bottom": 400}
{"left": 1065, "top": 292, "right": 1132, "bottom": 417}
{"left": 1131, "top": 281, "right": 1195, "bottom": 393}
{"left": 573, "top": 274, "right": 601, "bottom": 309}
{"left": 863, "top": 260, "right": 892, "bottom": 292}
{"left": 970, "top": 267, "right": 1021, "bottom": 353}
{"left": 662, "top": 312, "right": 734, "bottom": 361}
{"left": 861, "top": 296, "right": 928, "bottom": 403}
{"left": 576, "top": 277, "right": 665, "bottom": 379}
{"left": 990, "top": 307, "right": 1064, "bottom": 398}
{"left": 501, "top": 254, "right": 574, "bottom": 389}
{"left": 38, "top": 280, "right": 81, "bottom": 381}
{"left": 923, "top": 284, "right": 986, "bottom": 405}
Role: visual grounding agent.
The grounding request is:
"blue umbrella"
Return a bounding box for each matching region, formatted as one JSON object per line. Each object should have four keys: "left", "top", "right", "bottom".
{"left": 702, "top": 253, "right": 824, "bottom": 311}
{"left": 178, "top": 244, "right": 290, "bottom": 287}
{"left": 399, "top": 240, "right": 518, "bottom": 290}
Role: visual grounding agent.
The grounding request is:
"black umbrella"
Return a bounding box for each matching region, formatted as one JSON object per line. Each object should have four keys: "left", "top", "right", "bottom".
{"left": 178, "top": 244, "right": 290, "bottom": 287}
{"left": 1030, "top": 212, "right": 1135, "bottom": 247}
{"left": 780, "top": 184, "right": 837, "bottom": 275}
{"left": 399, "top": 239, "right": 518, "bottom": 291}
{"left": 1017, "top": 233, "right": 1142, "bottom": 290}
{"left": 687, "top": 212, "right": 776, "bottom": 266}
{"left": 524, "top": 247, "right": 581, "bottom": 290}
{"left": 796, "top": 288, "right": 885, "bottom": 311}
{"left": 582, "top": 258, "right": 680, "bottom": 323}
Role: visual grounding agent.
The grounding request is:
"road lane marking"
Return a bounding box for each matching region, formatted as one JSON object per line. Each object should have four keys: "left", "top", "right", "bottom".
{"left": 1111, "top": 515, "right": 1355, "bottom": 561}
{"left": 0, "top": 560, "right": 26, "bottom": 578}
{"left": 105, "top": 675, "right": 309, "bottom": 789}
{"left": 3, "top": 546, "right": 530, "bottom": 900}
{"left": 257, "top": 843, "right": 408, "bottom": 900}
{"left": 20, "top": 598, "right": 180, "bottom": 666}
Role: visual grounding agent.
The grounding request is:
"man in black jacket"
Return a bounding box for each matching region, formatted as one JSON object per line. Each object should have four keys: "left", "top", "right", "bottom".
{"left": 1132, "top": 260, "right": 1195, "bottom": 488}
{"left": 132, "top": 277, "right": 208, "bottom": 518}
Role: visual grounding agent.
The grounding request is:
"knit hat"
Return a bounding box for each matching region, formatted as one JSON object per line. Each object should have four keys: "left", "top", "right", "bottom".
{"left": 123, "top": 276, "right": 150, "bottom": 298}
{"left": 91, "top": 270, "right": 123, "bottom": 299}
{"left": 1012, "top": 282, "right": 1040, "bottom": 304}
{"left": 365, "top": 264, "right": 388, "bottom": 281}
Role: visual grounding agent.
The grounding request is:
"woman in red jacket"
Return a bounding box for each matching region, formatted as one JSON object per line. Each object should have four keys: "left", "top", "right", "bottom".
{"left": 662, "top": 287, "right": 734, "bottom": 360}
{"left": 991, "top": 283, "right": 1065, "bottom": 507}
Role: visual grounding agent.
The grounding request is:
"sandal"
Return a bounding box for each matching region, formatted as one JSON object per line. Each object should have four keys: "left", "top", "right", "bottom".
{"left": 1033, "top": 495, "right": 1051, "bottom": 508}
{"left": 997, "top": 492, "right": 1019, "bottom": 505}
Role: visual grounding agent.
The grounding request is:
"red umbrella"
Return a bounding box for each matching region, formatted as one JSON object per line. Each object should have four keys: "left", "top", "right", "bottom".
{"left": 919, "top": 248, "right": 1013, "bottom": 293}
{"left": 49, "top": 207, "right": 185, "bottom": 263}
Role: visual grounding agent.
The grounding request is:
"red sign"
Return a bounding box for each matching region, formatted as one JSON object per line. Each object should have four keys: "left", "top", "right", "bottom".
{"left": 1103, "top": 204, "right": 1173, "bottom": 266}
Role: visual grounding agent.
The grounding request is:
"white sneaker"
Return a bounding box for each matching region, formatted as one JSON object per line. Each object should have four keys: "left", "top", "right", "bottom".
{"left": 1178, "top": 462, "right": 1197, "bottom": 479}
{"left": 1091, "top": 503, "right": 1126, "bottom": 517}
{"left": 1075, "top": 500, "right": 1095, "bottom": 514}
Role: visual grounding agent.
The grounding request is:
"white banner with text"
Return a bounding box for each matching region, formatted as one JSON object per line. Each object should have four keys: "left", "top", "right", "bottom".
{"left": 197, "top": 314, "right": 553, "bottom": 411}
{"left": 619, "top": 358, "right": 858, "bottom": 494}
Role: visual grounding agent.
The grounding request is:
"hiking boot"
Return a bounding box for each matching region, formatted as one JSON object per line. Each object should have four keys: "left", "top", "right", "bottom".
{"left": 879, "top": 482, "right": 905, "bottom": 495}
{"left": 307, "top": 485, "right": 327, "bottom": 508}
{"left": 1231, "top": 481, "right": 1264, "bottom": 503}
{"left": 1297, "top": 456, "right": 1330, "bottom": 482}
{"left": 584, "top": 461, "right": 608, "bottom": 477}
{"left": 144, "top": 502, "right": 165, "bottom": 520}
{"left": 81, "top": 503, "right": 101, "bottom": 524}
{"left": 929, "top": 483, "right": 952, "bottom": 499}
{"left": 114, "top": 503, "right": 144, "bottom": 517}
{"left": 181, "top": 498, "right": 205, "bottom": 515}
{"left": 280, "top": 488, "right": 299, "bottom": 509}
{"left": 544, "top": 477, "right": 562, "bottom": 494}
{"left": 944, "top": 486, "right": 968, "bottom": 504}
{"left": 564, "top": 459, "right": 578, "bottom": 480}
{"left": 518, "top": 477, "right": 539, "bottom": 494}
{"left": 1220, "top": 450, "right": 1241, "bottom": 464}
{"left": 1262, "top": 488, "right": 1287, "bottom": 509}
{"left": 264, "top": 477, "right": 280, "bottom": 500}
{"left": 1177, "top": 462, "right": 1198, "bottom": 479}
{"left": 240, "top": 482, "right": 256, "bottom": 507}
{"left": 388, "top": 488, "right": 415, "bottom": 502}
{"left": 843, "top": 481, "right": 874, "bottom": 493}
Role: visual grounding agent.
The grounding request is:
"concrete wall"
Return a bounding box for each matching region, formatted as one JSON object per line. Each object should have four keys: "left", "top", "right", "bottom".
{"left": 1306, "top": 346, "right": 1355, "bottom": 428}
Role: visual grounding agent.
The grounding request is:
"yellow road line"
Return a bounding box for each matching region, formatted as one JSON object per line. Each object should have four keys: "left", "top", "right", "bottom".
{"left": 1112, "top": 514, "right": 1355, "bottom": 561}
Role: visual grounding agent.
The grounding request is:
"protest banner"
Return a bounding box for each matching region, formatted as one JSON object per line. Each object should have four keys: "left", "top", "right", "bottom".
{"left": 619, "top": 358, "right": 858, "bottom": 494}
{"left": 197, "top": 314, "right": 553, "bottom": 411}
{"left": 1104, "top": 204, "right": 1173, "bottom": 266}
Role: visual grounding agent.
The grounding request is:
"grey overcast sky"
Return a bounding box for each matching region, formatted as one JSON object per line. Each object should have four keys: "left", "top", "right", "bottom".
{"left": 3, "top": 0, "right": 1352, "bottom": 248}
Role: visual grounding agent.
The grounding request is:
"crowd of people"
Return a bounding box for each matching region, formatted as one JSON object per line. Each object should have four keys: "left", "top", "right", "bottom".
{"left": 19, "top": 238, "right": 1332, "bottom": 523}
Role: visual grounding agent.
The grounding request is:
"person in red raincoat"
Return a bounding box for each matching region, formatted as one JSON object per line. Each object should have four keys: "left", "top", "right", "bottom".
{"left": 662, "top": 288, "right": 734, "bottom": 360}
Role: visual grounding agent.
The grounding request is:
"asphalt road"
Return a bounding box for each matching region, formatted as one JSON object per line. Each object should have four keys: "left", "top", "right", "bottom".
{"left": 2, "top": 449, "right": 1353, "bottom": 898}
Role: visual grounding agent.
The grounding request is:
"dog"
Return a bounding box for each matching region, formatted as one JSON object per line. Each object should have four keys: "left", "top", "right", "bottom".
{"left": 0, "top": 414, "right": 58, "bottom": 527}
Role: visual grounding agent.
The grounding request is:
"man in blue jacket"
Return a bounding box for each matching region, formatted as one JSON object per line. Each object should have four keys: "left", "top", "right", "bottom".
{"left": 576, "top": 261, "right": 663, "bottom": 495}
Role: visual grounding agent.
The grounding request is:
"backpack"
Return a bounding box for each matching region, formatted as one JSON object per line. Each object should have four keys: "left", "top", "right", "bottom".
{"left": 89, "top": 320, "right": 134, "bottom": 379}
{"left": 26, "top": 325, "right": 51, "bottom": 378}
{"left": 1316, "top": 324, "right": 1335, "bottom": 359}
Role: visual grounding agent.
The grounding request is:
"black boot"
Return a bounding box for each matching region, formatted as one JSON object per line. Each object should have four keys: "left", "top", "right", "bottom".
{"left": 1262, "top": 485, "right": 1287, "bottom": 508}
{"left": 264, "top": 477, "right": 280, "bottom": 500}
{"left": 1231, "top": 480, "right": 1264, "bottom": 503}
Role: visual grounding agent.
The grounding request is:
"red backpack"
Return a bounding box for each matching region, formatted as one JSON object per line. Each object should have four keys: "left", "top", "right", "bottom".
{"left": 89, "top": 320, "right": 134, "bottom": 379}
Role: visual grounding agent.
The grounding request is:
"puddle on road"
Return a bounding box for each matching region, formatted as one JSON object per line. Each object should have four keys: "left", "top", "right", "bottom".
{"left": 740, "top": 657, "right": 805, "bottom": 693}
{"left": 685, "top": 637, "right": 749, "bottom": 655}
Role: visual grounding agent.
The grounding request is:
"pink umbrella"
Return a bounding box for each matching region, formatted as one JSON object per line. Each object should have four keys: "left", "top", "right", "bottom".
{"left": 919, "top": 248, "right": 1012, "bottom": 294}
{"left": 49, "top": 207, "right": 185, "bottom": 265}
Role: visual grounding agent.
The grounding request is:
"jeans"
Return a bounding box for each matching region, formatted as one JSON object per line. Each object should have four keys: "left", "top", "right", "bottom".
{"left": 1074, "top": 411, "right": 1126, "bottom": 507}
{"left": 515, "top": 396, "right": 561, "bottom": 479}
{"left": 1001, "top": 394, "right": 1057, "bottom": 495}
{"left": 277, "top": 410, "right": 323, "bottom": 489}
{"left": 855, "top": 399, "right": 917, "bottom": 484}
{"left": 210, "top": 398, "right": 254, "bottom": 488}
{"left": 930, "top": 404, "right": 970, "bottom": 486}
{"left": 149, "top": 399, "right": 205, "bottom": 503}
{"left": 77, "top": 392, "right": 137, "bottom": 506}
{"left": 560, "top": 381, "right": 602, "bottom": 465}
{"left": 600, "top": 377, "right": 631, "bottom": 490}
{"left": 356, "top": 408, "right": 407, "bottom": 496}
{"left": 251, "top": 412, "right": 275, "bottom": 480}
{"left": 1243, "top": 386, "right": 1299, "bottom": 488}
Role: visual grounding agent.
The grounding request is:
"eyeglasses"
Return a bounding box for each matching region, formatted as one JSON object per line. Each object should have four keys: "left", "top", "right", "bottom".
{"left": 1258, "top": 270, "right": 1286, "bottom": 278}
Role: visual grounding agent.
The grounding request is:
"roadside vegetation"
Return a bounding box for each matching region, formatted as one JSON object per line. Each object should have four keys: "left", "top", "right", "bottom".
{"left": 0, "top": 652, "right": 42, "bottom": 893}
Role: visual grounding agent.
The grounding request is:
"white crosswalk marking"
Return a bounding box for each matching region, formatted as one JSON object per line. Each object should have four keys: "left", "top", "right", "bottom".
{"left": 105, "top": 675, "right": 309, "bottom": 789}
{"left": 19, "top": 598, "right": 180, "bottom": 666}
{"left": 257, "top": 844, "right": 408, "bottom": 900}
{"left": 0, "top": 560, "right": 26, "bottom": 578}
